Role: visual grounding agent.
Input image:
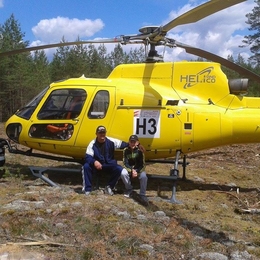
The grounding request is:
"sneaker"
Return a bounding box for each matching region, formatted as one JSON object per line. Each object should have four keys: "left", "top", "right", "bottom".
{"left": 85, "top": 191, "right": 91, "bottom": 196}
{"left": 112, "top": 187, "right": 117, "bottom": 192}
{"left": 139, "top": 195, "right": 149, "bottom": 204}
{"left": 105, "top": 186, "right": 114, "bottom": 196}
{"left": 124, "top": 189, "right": 133, "bottom": 198}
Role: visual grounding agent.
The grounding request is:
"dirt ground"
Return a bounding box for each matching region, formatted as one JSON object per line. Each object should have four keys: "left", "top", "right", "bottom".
{"left": 1, "top": 122, "right": 260, "bottom": 259}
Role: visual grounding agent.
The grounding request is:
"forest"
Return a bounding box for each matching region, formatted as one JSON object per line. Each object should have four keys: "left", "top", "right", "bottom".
{"left": 0, "top": 1, "right": 260, "bottom": 122}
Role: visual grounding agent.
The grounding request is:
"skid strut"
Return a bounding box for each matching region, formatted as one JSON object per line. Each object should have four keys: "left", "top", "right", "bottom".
{"left": 147, "top": 150, "right": 184, "bottom": 204}
{"left": 169, "top": 150, "right": 181, "bottom": 204}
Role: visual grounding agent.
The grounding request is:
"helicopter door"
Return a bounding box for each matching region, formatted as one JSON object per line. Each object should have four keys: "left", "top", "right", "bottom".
{"left": 74, "top": 88, "right": 114, "bottom": 148}
{"left": 29, "top": 88, "right": 87, "bottom": 143}
{"left": 181, "top": 112, "right": 221, "bottom": 153}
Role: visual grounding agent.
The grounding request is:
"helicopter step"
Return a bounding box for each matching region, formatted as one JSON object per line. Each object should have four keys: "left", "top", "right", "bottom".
{"left": 145, "top": 151, "right": 188, "bottom": 203}
{"left": 146, "top": 174, "right": 181, "bottom": 204}
{"left": 146, "top": 154, "right": 189, "bottom": 180}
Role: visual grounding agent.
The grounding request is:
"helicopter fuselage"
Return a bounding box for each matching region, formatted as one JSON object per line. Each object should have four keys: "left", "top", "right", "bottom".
{"left": 5, "top": 61, "right": 260, "bottom": 161}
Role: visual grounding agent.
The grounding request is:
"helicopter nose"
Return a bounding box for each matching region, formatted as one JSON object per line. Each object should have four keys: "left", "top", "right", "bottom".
{"left": 6, "top": 123, "right": 22, "bottom": 143}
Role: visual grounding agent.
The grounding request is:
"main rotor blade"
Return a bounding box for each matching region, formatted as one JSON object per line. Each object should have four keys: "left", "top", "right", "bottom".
{"left": 162, "top": 0, "right": 246, "bottom": 33}
{"left": 0, "top": 38, "right": 123, "bottom": 57}
{"left": 175, "top": 41, "right": 260, "bottom": 83}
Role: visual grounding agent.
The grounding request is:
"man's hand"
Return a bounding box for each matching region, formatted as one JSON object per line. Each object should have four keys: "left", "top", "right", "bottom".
{"left": 94, "top": 160, "right": 102, "bottom": 170}
{"left": 138, "top": 144, "right": 146, "bottom": 153}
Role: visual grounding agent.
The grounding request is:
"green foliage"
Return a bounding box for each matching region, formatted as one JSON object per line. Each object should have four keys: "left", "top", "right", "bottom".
{"left": 81, "top": 248, "right": 95, "bottom": 260}
{"left": 242, "top": 0, "right": 260, "bottom": 66}
{"left": 0, "top": 14, "right": 32, "bottom": 120}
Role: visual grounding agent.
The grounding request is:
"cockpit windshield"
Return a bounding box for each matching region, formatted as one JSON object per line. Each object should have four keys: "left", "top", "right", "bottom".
{"left": 15, "top": 87, "right": 49, "bottom": 120}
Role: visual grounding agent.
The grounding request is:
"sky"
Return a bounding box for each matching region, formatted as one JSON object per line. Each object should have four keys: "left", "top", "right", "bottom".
{"left": 0, "top": 0, "right": 256, "bottom": 62}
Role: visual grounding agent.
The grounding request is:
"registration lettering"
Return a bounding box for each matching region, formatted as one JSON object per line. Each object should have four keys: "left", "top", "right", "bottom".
{"left": 133, "top": 110, "right": 160, "bottom": 138}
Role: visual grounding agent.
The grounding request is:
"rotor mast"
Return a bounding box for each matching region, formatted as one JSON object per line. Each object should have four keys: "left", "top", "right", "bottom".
{"left": 138, "top": 26, "right": 165, "bottom": 62}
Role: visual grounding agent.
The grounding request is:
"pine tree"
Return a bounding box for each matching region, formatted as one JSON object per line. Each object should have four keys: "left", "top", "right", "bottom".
{"left": 0, "top": 14, "right": 32, "bottom": 121}
{"left": 29, "top": 50, "right": 50, "bottom": 97}
{"left": 108, "top": 44, "right": 128, "bottom": 68}
{"left": 242, "top": 0, "right": 260, "bottom": 66}
{"left": 49, "top": 37, "right": 70, "bottom": 81}
{"left": 128, "top": 46, "right": 146, "bottom": 63}
{"left": 65, "top": 37, "right": 88, "bottom": 78}
{"left": 97, "top": 44, "right": 112, "bottom": 77}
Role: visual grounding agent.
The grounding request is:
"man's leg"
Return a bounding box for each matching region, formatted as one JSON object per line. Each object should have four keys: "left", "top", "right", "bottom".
{"left": 82, "top": 163, "right": 93, "bottom": 193}
{"left": 139, "top": 171, "right": 148, "bottom": 196}
{"left": 108, "top": 165, "right": 122, "bottom": 189}
{"left": 100, "top": 164, "right": 121, "bottom": 196}
{"left": 121, "top": 168, "right": 133, "bottom": 191}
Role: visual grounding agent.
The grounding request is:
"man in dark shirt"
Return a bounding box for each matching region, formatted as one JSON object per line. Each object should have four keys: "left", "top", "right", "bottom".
{"left": 83, "top": 125, "right": 128, "bottom": 196}
{"left": 121, "top": 134, "right": 148, "bottom": 203}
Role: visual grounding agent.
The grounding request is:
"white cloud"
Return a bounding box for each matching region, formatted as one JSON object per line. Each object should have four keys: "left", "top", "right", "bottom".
{"left": 162, "top": 1, "right": 254, "bottom": 62}
{"left": 32, "top": 16, "right": 104, "bottom": 42}
{"left": 28, "top": 0, "right": 255, "bottom": 64}
{"left": 0, "top": 0, "right": 3, "bottom": 8}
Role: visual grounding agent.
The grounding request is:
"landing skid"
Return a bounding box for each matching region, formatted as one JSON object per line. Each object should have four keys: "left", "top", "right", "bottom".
{"left": 29, "top": 150, "right": 187, "bottom": 204}
{"left": 29, "top": 166, "right": 81, "bottom": 187}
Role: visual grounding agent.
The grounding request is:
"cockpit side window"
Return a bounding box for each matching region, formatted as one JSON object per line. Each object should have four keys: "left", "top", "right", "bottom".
{"left": 15, "top": 86, "right": 49, "bottom": 120}
{"left": 88, "top": 90, "right": 109, "bottom": 119}
{"left": 37, "top": 89, "right": 86, "bottom": 120}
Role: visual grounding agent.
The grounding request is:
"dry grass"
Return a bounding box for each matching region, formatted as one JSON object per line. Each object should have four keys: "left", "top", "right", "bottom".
{"left": 1, "top": 123, "right": 260, "bottom": 259}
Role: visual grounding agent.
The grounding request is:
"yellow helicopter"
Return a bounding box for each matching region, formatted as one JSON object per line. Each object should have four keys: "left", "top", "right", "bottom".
{"left": 0, "top": 0, "right": 260, "bottom": 191}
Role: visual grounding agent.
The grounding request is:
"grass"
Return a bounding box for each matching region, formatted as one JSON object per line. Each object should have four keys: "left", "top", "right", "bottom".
{"left": 1, "top": 124, "right": 260, "bottom": 258}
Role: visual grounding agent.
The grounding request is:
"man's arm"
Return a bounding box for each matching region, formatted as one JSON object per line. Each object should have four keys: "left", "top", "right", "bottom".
{"left": 137, "top": 143, "right": 146, "bottom": 153}
{"left": 108, "top": 136, "right": 145, "bottom": 152}
{"left": 107, "top": 136, "right": 128, "bottom": 149}
{"left": 85, "top": 140, "right": 96, "bottom": 166}
{"left": 122, "top": 148, "right": 132, "bottom": 173}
